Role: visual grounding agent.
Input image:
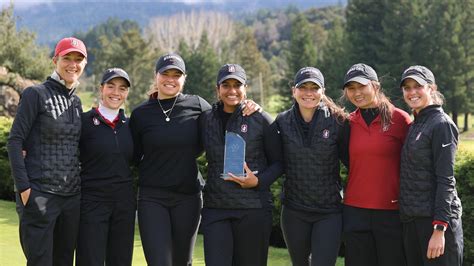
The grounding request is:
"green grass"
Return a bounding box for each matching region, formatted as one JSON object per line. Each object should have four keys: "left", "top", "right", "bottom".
{"left": 459, "top": 139, "right": 474, "bottom": 153}
{"left": 77, "top": 90, "right": 98, "bottom": 111}
{"left": 0, "top": 200, "right": 344, "bottom": 265}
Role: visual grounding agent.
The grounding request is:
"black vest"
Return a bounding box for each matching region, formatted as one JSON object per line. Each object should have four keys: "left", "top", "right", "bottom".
{"left": 36, "top": 79, "right": 82, "bottom": 194}
{"left": 276, "top": 105, "right": 342, "bottom": 212}
{"left": 201, "top": 103, "right": 270, "bottom": 209}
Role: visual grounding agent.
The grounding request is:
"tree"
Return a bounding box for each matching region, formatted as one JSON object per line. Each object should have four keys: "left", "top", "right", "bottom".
{"left": 425, "top": 0, "right": 465, "bottom": 125}
{"left": 345, "top": 0, "right": 386, "bottom": 67}
{"left": 224, "top": 27, "right": 273, "bottom": 107}
{"left": 75, "top": 18, "right": 140, "bottom": 76}
{"left": 93, "top": 28, "right": 159, "bottom": 111}
{"left": 273, "top": 12, "right": 319, "bottom": 111}
{"left": 145, "top": 10, "right": 235, "bottom": 54}
{"left": 0, "top": 4, "right": 51, "bottom": 81}
{"left": 318, "top": 18, "right": 349, "bottom": 102}
{"left": 377, "top": 0, "right": 431, "bottom": 106}
{"left": 184, "top": 32, "right": 220, "bottom": 103}
{"left": 287, "top": 13, "right": 318, "bottom": 79}
{"left": 458, "top": 0, "right": 474, "bottom": 131}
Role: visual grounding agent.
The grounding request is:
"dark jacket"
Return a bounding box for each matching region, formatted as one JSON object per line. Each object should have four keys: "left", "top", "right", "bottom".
{"left": 400, "top": 105, "right": 462, "bottom": 225}
{"left": 129, "top": 93, "right": 211, "bottom": 197}
{"left": 79, "top": 108, "right": 134, "bottom": 201}
{"left": 276, "top": 104, "right": 344, "bottom": 213}
{"left": 7, "top": 78, "right": 82, "bottom": 195}
{"left": 200, "top": 102, "right": 282, "bottom": 209}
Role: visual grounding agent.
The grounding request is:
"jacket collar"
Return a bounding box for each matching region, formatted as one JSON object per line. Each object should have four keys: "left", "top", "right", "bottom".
{"left": 414, "top": 105, "right": 442, "bottom": 122}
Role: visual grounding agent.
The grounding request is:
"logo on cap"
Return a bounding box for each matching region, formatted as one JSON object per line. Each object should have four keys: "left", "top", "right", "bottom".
{"left": 71, "top": 39, "right": 78, "bottom": 47}
{"left": 228, "top": 65, "right": 236, "bottom": 73}
{"left": 346, "top": 64, "right": 365, "bottom": 74}
{"left": 404, "top": 65, "right": 424, "bottom": 75}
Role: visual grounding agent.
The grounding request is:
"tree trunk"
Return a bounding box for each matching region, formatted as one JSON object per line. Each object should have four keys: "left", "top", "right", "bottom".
{"left": 452, "top": 111, "right": 458, "bottom": 127}
{"left": 464, "top": 113, "right": 469, "bottom": 132}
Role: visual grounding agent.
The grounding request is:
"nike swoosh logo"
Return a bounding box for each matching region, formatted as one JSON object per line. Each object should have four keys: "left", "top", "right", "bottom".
{"left": 442, "top": 143, "right": 452, "bottom": 148}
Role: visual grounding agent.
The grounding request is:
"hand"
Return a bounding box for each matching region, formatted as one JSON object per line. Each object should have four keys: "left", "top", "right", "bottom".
{"left": 242, "top": 99, "right": 262, "bottom": 116}
{"left": 20, "top": 188, "right": 31, "bottom": 206}
{"left": 225, "top": 163, "right": 259, "bottom": 188}
{"left": 427, "top": 230, "right": 445, "bottom": 259}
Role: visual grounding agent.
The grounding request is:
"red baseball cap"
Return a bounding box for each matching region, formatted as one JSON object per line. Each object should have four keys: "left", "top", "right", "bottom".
{"left": 54, "top": 37, "right": 87, "bottom": 58}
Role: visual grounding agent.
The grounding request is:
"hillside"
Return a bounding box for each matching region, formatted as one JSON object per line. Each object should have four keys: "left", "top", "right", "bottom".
{"left": 9, "top": 0, "right": 346, "bottom": 46}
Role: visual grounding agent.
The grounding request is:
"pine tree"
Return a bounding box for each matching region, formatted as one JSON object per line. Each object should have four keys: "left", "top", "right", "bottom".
{"left": 425, "top": 0, "right": 465, "bottom": 124}
{"left": 75, "top": 18, "right": 140, "bottom": 75}
{"left": 94, "top": 28, "right": 159, "bottom": 111}
{"left": 0, "top": 4, "right": 51, "bottom": 80}
{"left": 378, "top": 0, "right": 431, "bottom": 106}
{"left": 345, "top": 0, "right": 386, "bottom": 66}
{"left": 287, "top": 13, "right": 317, "bottom": 79}
{"left": 225, "top": 27, "right": 272, "bottom": 107}
{"left": 318, "top": 18, "right": 349, "bottom": 102}
{"left": 184, "top": 32, "right": 220, "bottom": 103}
{"left": 458, "top": 0, "right": 474, "bottom": 131}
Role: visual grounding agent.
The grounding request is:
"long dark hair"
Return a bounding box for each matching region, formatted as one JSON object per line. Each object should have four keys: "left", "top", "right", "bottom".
{"left": 342, "top": 80, "right": 394, "bottom": 131}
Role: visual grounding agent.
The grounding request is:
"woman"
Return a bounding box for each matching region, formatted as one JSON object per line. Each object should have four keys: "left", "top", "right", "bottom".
{"left": 399, "top": 65, "right": 463, "bottom": 266}
{"left": 199, "top": 63, "right": 282, "bottom": 266}
{"left": 7, "top": 37, "right": 87, "bottom": 266}
{"left": 342, "top": 63, "right": 411, "bottom": 266}
{"left": 76, "top": 68, "right": 135, "bottom": 266}
{"left": 275, "top": 66, "right": 347, "bottom": 266}
{"left": 129, "top": 54, "right": 259, "bottom": 266}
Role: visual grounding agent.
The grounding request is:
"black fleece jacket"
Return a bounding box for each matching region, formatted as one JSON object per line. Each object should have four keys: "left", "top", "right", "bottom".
{"left": 129, "top": 93, "right": 211, "bottom": 198}
{"left": 79, "top": 108, "right": 134, "bottom": 201}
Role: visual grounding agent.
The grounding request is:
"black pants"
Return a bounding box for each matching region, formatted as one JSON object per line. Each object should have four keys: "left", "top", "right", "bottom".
{"left": 15, "top": 189, "right": 80, "bottom": 266}
{"left": 137, "top": 194, "right": 202, "bottom": 266}
{"left": 201, "top": 208, "right": 273, "bottom": 266}
{"left": 281, "top": 205, "right": 342, "bottom": 266}
{"left": 402, "top": 217, "right": 463, "bottom": 266}
{"left": 76, "top": 199, "right": 136, "bottom": 266}
{"left": 343, "top": 205, "right": 406, "bottom": 266}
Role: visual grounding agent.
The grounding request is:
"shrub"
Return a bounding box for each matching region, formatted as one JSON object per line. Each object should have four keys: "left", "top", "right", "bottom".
{"left": 455, "top": 150, "right": 474, "bottom": 265}
{"left": 0, "top": 117, "right": 13, "bottom": 200}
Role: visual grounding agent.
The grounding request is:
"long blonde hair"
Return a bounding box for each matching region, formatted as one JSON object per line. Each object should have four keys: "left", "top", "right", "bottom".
{"left": 321, "top": 93, "right": 348, "bottom": 122}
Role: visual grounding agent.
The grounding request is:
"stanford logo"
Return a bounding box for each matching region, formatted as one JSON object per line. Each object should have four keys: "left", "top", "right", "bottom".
{"left": 228, "top": 65, "right": 235, "bottom": 72}
{"left": 322, "top": 129, "right": 330, "bottom": 139}
{"left": 241, "top": 124, "right": 248, "bottom": 133}
{"left": 93, "top": 117, "right": 100, "bottom": 126}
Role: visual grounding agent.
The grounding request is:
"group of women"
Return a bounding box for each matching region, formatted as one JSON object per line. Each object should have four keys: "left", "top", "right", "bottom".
{"left": 8, "top": 36, "right": 463, "bottom": 266}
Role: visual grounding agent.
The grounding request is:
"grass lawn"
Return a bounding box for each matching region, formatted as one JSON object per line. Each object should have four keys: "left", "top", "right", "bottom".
{"left": 0, "top": 200, "right": 344, "bottom": 265}
{"left": 459, "top": 139, "right": 474, "bottom": 153}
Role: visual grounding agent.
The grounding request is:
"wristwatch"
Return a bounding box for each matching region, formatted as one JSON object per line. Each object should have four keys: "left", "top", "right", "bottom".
{"left": 433, "top": 224, "right": 447, "bottom": 232}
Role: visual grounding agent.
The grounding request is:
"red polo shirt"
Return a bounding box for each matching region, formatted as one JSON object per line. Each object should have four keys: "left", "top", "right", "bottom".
{"left": 344, "top": 107, "right": 411, "bottom": 210}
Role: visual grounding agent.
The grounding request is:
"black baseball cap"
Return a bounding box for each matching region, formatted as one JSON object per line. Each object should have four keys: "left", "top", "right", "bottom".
{"left": 101, "top": 68, "right": 131, "bottom": 87}
{"left": 400, "top": 65, "right": 435, "bottom": 87}
{"left": 155, "top": 53, "right": 186, "bottom": 74}
{"left": 294, "top": 67, "right": 324, "bottom": 88}
{"left": 217, "top": 64, "right": 246, "bottom": 85}
{"left": 343, "top": 63, "right": 378, "bottom": 88}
